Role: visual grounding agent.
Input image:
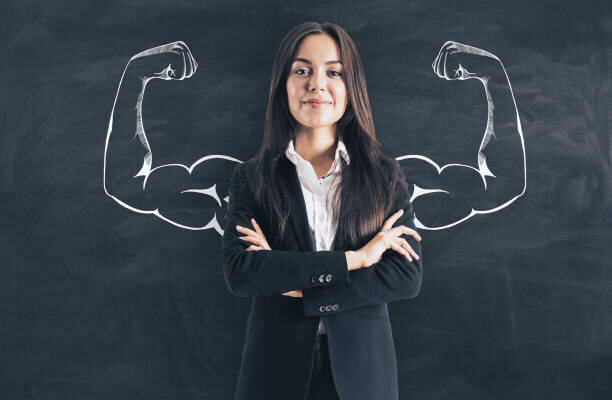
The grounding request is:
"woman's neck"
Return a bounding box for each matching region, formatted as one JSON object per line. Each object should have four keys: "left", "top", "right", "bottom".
{"left": 294, "top": 126, "right": 337, "bottom": 165}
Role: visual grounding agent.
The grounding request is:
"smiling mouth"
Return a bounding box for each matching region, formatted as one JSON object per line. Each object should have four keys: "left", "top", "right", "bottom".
{"left": 303, "top": 101, "right": 332, "bottom": 105}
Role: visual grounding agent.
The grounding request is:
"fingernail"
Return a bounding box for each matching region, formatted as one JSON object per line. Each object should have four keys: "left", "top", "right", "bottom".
{"left": 236, "top": 225, "right": 242, "bottom": 229}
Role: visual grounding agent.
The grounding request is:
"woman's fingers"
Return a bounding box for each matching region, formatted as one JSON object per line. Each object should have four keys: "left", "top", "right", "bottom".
{"left": 381, "top": 209, "right": 404, "bottom": 231}
{"left": 237, "top": 223, "right": 272, "bottom": 251}
{"left": 389, "top": 237, "right": 419, "bottom": 262}
{"left": 359, "top": 214, "right": 423, "bottom": 269}
{"left": 237, "top": 221, "right": 271, "bottom": 250}
{"left": 381, "top": 210, "right": 423, "bottom": 242}
{"left": 251, "top": 218, "right": 264, "bottom": 235}
{"left": 246, "top": 245, "right": 263, "bottom": 251}
{"left": 395, "top": 237, "right": 420, "bottom": 260}
{"left": 388, "top": 238, "right": 411, "bottom": 261}
{"left": 239, "top": 235, "right": 264, "bottom": 247}
{"left": 282, "top": 290, "right": 303, "bottom": 297}
{"left": 250, "top": 219, "right": 271, "bottom": 249}
{"left": 236, "top": 225, "right": 257, "bottom": 236}
{"left": 389, "top": 225, "right": 422, "bottom": 241}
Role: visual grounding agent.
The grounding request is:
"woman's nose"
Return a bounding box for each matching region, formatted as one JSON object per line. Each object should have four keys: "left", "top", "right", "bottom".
{"left": 308, "top": 71, "right": 326, "bottom": 92}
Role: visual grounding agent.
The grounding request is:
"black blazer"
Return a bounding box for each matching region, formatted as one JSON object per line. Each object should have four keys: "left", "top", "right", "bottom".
{"left": 221, "top": 154, "right": 423, "bottom": 400}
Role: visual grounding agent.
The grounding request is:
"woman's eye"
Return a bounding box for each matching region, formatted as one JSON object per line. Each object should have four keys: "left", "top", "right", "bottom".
{"left": 294, "top": 69, "right": 342, "bottom": 77}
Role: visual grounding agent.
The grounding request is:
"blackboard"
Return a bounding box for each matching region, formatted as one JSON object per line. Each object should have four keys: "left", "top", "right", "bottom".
{"left": 2, "top": 0, "right": 612, "bottom": 399}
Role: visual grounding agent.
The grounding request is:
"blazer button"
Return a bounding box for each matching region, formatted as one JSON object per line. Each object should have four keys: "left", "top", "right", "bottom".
{"left": 319, "top": 305, "right": 326, "bottom": 313}
{"left": 325, "top": 274, "right": 332, "bottom": 282}
{"left": 325, "top": 305, "right": 332, "bottom": 312}
{"left": 311, "top": 275, "right": 317, "bottom": 283}
{"left": 318, "top": 275, "right": 325, "bottom": 283}
{"left": 332, "top": 304, "right": 339, "bottom": 311}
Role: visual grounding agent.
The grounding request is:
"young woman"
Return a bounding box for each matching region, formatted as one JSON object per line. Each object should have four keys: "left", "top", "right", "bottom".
{"left": 222, "top": 21, "right": 423, "bottom": 400}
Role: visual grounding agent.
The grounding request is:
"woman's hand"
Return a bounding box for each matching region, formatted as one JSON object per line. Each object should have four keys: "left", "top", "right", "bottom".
{"left": 281, "top": 290, "right": 303, "bottom": 298}
{"left": 236, "top": 219, "right": 302, "bottom": 298}
{"left": 352, "top": 209, "right": 422, "bottom": 270}
{"left": 236, "top": 218, "right": 271, "bottom": 251}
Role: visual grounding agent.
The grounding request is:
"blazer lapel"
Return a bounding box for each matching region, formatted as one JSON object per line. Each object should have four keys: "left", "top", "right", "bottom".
{"left": 279, "top": 154, "right": 346, "bottom": 252}
{"left": 280, "top": 155, "right": 314, "bottom": 252}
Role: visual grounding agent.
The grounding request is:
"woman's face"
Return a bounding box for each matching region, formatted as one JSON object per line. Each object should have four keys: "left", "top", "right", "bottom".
{"left": 286, "top": 33, "right": 348, "bottom": 130}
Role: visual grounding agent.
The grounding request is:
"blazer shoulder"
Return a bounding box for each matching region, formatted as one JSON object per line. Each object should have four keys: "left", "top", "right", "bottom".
{"left": 382, "top": 156, "right": 405, "bottom": 182}
{"left": 230, "top": 159, "right": 257, "bottom": 185}
{"left": 229, "top": 161, "right": 254, "bottom": 202}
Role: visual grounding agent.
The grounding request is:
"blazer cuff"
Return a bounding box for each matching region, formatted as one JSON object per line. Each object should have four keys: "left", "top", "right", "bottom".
{"left": 302, "top": 282, "right": 345, "bottom": 317}
{"left": 302, "top": 253, "right": 350, "bottom": 317}
{"left": 307, "top": 250, "right": 350, "bottom": 288}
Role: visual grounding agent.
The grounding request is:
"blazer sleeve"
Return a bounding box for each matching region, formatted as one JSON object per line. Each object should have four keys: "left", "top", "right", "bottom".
{"left": 301, "top": 176, "right": 423, "bottom": 316}
{"left": 221, "top": 163, "right": 350, "bottom": 297}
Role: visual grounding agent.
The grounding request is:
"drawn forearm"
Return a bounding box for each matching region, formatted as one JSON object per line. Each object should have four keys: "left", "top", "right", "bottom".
{"left": 104, "top": 68, "right": 153, "bottom": 200}
{"left": 104, "top": 42, "right": 198, "bottom": 204}
{"left": 475, "top": 65, "right": 526, "bottom": 196}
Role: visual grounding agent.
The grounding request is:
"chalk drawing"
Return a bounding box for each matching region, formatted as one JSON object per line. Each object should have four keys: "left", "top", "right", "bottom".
{"left": 105, "top": 40, "right": 525, "bottom": 234}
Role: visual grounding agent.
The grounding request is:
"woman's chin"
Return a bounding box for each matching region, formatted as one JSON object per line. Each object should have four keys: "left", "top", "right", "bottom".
{"left": 298, "top": 117, "right": 340, "bottom": 128}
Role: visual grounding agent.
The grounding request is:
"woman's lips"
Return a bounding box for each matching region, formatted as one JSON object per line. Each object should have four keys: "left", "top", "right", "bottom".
{"left": 304, "top": 100, "right": 332, "bottom": 108}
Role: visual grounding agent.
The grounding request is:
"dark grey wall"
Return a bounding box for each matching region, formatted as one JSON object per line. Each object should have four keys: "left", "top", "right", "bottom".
{"left": 2, "top": 0, "right": 611, "bottom": 399}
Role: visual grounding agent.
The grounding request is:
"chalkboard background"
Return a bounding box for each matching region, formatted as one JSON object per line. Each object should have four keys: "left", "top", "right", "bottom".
{"left": 2, "top": 0, "right": 612, "bottom": 399}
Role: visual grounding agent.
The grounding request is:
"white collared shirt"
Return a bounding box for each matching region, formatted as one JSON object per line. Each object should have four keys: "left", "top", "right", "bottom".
{"left": 285, "top": 138, "right": 351, "bottom": 334}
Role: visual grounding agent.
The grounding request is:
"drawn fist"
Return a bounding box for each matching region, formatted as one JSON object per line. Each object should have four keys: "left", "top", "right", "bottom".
{"left": 129, "top": 40, "right": 198, "bottom": 81}
{"left": 432, "top": 41, "right": 499, "bottom": 81}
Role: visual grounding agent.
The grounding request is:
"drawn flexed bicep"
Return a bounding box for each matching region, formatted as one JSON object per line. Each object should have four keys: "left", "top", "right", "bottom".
{"left": 104, "top": 41, "right": 241, "bottom": 235}
{"left": 398, "top": 41, "right": 526, "bottom": 230}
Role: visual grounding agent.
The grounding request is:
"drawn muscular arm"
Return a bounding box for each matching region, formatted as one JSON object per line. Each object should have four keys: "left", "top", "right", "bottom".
{"left": 103, "top": 41, "right": 239, "bottom": 234}
{"left": 399, "top": 41, "right": 527, "bottom": 230}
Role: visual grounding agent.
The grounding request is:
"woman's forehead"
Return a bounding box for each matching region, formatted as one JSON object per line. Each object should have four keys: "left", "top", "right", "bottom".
{"left": 294, "top": 34, "right": 341, "bottom": 63}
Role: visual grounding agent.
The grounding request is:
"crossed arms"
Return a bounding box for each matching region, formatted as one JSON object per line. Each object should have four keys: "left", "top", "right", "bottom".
{"left": 221, "top": 163, "right": 423, "bottom": 316}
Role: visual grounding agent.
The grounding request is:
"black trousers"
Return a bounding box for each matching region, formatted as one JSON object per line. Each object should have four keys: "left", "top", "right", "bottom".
{"left": 307, "top": 333, "right": 341, "bottom": 400}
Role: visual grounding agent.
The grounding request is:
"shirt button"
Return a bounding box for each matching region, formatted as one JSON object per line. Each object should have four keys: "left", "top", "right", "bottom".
{"left": 319, "top": 240, "right": 325, "bottom": 248}
{"left": 318, "top": 214, "right": 325, "bottom": 222}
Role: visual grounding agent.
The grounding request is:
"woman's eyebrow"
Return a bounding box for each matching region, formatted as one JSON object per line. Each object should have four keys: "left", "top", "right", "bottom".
{"left": 292, "top": 57, "right": 344, "bottom": 66}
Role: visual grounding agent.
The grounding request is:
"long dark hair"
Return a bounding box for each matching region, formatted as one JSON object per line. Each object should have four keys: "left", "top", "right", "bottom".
{"left": 244, "top": 21, "right": 407, "bottom": 248}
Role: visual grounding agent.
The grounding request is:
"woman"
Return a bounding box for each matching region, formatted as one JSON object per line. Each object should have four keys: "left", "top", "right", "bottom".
{"left": 222, "top": 21, "right": 423, "bottom": 400}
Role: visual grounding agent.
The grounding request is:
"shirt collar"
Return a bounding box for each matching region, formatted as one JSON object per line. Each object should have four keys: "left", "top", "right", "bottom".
{"left": 284, "top": 138, "right": 351, "bottom": 169}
